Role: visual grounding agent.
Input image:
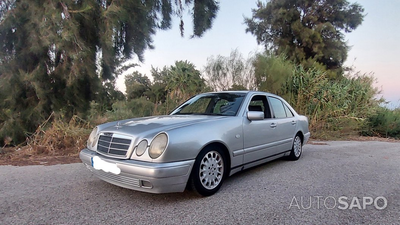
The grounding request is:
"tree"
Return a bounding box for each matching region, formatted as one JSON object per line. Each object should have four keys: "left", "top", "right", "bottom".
{"left": 253, "top": 53, "right": 294, "bottom": 96}
{"left": 148, "top": 61, "right": 207, "bottom": 113}
{"left": 245, "top": 0, "right": 364, "bottom": 78}
{"left": 0, "top": 0, "right": 219, "bottom": 144}
{"left": 125, "top": 72, "right": 152, "bottom": 100}
{"left": 166, "top": 60, "right": 206, "bottom": 102}
{"left": 149, "top": 66, "right": 169, "bottom": 106}
{"left": 204, "top": 49, "right": 256, "bottom": 91}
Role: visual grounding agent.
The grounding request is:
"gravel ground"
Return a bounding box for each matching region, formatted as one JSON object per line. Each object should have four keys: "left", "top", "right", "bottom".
{"left": 1, "top": 141, "right": 399, "bottom": 224}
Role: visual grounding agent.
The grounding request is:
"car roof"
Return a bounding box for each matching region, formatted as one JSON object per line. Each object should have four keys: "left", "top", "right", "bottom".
{"left": 205, "top": 90, "right": 277, "bottom": 96}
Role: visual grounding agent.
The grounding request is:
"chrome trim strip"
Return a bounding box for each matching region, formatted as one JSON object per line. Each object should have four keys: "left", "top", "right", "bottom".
{"left": 244, "top": 138, "right": 292, "bottom": 154}
{"left": 233, "top": 149, "right": 245, "bottom": 157}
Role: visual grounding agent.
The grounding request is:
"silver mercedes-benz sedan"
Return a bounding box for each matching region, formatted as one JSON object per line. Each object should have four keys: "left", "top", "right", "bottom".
{"left": 79, "top": 91, "right": 310, "bottom": 196}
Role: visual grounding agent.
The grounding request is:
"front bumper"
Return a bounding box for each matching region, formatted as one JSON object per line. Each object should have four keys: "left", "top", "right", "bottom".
{"left": 79, "top": 148, "right": 195, "bottom": 194}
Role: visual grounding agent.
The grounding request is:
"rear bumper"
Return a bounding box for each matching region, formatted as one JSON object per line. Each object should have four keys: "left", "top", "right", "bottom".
{"left": 79, "top": 148, "right": 194, "bottom": 193}
{"left": 304, "top": 132, "right": 311, "bottom": 144}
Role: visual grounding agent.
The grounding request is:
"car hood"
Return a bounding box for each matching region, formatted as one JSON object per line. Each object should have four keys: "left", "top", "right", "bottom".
{"left": 99, "top": 115, "right": 228, "bottom": 138}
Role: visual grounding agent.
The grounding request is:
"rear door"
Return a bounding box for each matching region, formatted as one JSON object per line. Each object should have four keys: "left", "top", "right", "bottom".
{"left": 268, "top": 96, "right": 297, "bottom": 151}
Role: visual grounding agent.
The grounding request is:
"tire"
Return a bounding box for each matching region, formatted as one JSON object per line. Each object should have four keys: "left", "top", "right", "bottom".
{"left": 190, "top": 146, "right": 227, "bottom": 196}
{"left": 288, "top": 135, "right": 302, "bottom": 161}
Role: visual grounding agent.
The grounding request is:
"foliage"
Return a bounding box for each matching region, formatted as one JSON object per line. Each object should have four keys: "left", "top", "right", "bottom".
{"left": 125, "top": 72, "right": 152, "bottom": 100}
{"left": 285, "top": 66, "right": 380, "bottom": 138}
{"left": 0, "top": 0, "right": 219, "bottom": 145}
{"left": 27, "top": 112, "right": 91, "bottom": 156}
{"left": 166, "top": 60, "right": 207, "bottom": 103}
{"left": 101, "top": 81, "right": 126, "bottom": 109}
{"left": 250, "top": 53, "right": 382, "bottom": 138}
{"left": 115, "top": 60, "right": 207, "bottom": 120}
{"left": 253, "top": 53, "right": 294, "bottom": 96}
{"left": 147, "top": 60, "right": 207, "bottom": 114}
{"left": 245, "top": 0, "right": 364, "bottom": 78}
{"left": 105, "top": 98, "right": 154, "bottom": 121}
{"left": 204, "top": 49, "right": 256, "bottom": 91}
{"left": 2, "top": 0, "right": 398, "bottom": 151}
{"left": 362, "top": 107, "right": 400, "bottom": 139}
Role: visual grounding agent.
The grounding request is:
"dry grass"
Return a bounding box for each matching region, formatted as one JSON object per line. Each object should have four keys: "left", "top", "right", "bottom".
{"left": 26, "top": 112, "right": 92, "bottom": 156}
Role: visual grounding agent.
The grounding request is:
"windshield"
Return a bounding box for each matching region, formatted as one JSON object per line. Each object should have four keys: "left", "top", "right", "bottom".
{"left": 170, "top": 93, "right": 246, "bottom": 116}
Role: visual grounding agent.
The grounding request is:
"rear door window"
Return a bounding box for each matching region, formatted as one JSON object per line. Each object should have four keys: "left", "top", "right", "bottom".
{"left": 268, "top": 97, "right": 287, "bottom": 118}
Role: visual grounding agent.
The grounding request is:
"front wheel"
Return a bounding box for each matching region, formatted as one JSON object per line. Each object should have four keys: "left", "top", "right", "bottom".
{"left": 190, "top": 146, "right": 226, "bottom": 196}
{"left": 288, "top": 135, "right": 302, "bottom": 161}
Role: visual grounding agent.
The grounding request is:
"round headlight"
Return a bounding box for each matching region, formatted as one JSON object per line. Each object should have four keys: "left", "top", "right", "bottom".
{"left": 87, "top": 127, "right": 99, "bottom": 149}
{"left": 136, "top": 140, "right": 148, "bottom": 156}
{"left": 149, "top": 133, "right": 168, "bottom": 159}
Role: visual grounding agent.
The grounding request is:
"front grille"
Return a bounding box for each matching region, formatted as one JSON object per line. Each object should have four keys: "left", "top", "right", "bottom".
{"left": 97, "top": 133, "right": 132, "bottom": 157}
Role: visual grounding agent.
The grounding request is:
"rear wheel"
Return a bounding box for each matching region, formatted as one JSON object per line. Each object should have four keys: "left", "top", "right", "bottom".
{"left": 288, "top": 135, "right": 302, "bottom": 161}
{"left": 190, "top": 146, "right": 226, "bottom": 196}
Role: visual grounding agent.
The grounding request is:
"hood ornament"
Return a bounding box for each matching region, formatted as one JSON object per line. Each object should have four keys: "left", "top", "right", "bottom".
{"left": 115, "top": 121, "right": 122, "bottom": 129}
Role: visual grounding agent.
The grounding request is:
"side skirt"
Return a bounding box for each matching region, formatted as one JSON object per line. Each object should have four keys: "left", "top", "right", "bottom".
{"left": 229, "top": 150, "right": 291, "bottom": 176}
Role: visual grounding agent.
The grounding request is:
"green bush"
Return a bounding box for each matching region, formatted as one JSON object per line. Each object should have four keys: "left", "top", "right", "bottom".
{"left": 282, "top": 66, "right": 380, "bottom": 138}
{"left": 362, "top": 107, "right": 400, "bottom": 139}
{"left": 105, "top": 98, "right": 155, "bottom": 121}
{"left": 254, "top": 53, "right": 295, "bottom": 96}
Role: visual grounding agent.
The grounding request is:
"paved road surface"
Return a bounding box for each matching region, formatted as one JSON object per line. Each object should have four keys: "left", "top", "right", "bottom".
{"left": 1, "top": 141, "right": 400, "bottom": 224}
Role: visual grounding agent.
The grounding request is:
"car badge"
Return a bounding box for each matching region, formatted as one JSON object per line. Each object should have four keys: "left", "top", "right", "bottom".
{"left": 115, "top": 122, "right": 122, "bottom": 129}
{"left": 103, "top": 132, "right": 113, "bottom": 137}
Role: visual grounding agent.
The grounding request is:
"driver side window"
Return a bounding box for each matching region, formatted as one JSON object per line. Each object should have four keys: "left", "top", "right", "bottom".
{"left": 248, "top": 95, "right": 272, "bottom": 118}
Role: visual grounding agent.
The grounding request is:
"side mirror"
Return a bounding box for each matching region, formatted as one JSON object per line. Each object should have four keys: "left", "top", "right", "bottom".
{"left": 247, "top": 111, "right": 264, "bottom": 121}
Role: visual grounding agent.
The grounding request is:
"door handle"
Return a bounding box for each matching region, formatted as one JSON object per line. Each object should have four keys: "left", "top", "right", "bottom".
{"left": 291, "top": 121, "right": 297, "bottom": 125}
{"left": 270, "top": 123, "right": 277, "bottom": 128}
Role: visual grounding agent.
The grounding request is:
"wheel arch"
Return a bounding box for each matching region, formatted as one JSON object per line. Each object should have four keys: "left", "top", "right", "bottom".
{"left": 295, "top": 131, "right": 304, "bottom": 144}
{"left": 198, "top": 142, "right": 231, "bottom": 177}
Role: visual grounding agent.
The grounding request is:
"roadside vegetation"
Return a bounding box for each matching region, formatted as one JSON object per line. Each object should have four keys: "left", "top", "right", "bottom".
{"left": 1, "top": 0, "right": 399, "bottom": 160}
{"left": 362, "top": 107, "right": 400, "bottom": 139}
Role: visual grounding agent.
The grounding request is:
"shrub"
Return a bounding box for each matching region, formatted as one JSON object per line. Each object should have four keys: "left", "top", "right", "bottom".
{"left": 105, "top": 98, "right": 155, "bottom": 121}
{"left": 283, "top": 66, "right": 380, "bottom": 138}
{"left": 27, "top": 113, "right": 91, "bottom": 156}
{"left": 252, "top": 54, "right": 381, "bottom": 138}
{"left": 362, "top": 107, "right": 400, "bottom": 139}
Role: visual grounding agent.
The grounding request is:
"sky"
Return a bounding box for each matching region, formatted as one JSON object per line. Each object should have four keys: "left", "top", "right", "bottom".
{"left": 116, "top": 0, "right": 400, "bottom": 108}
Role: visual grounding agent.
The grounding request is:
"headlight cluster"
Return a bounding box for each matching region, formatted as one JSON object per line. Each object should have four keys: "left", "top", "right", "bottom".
{"left": 132, "top": 133, "right": 168, "bottom": 159}
{"left": 87, "top": 127, "right": 99, "bottom": 150}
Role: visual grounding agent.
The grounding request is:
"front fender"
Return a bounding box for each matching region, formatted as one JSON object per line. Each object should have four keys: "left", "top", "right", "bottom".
{"left": 158, "top": 117, "right": 244, "bottom": 163}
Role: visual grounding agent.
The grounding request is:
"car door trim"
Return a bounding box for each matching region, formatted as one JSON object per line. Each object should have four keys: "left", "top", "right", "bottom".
{"left": 243, "top": 138, "right": 292, "bottom": 154}
{"left": 233, "top": 149, "right": 245, "bottom": 157}
{"left": 231, "top": 150, "right": 291, "bottom": 170}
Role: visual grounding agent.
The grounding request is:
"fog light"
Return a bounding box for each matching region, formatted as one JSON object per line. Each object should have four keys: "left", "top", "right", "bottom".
{"left": 140, "top": 180, "right": 152, "bottom": 188}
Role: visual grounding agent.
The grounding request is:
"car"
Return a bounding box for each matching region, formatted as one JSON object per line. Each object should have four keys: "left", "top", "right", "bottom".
{"left": 79, "top": 91, "right": 310, "bottom": 196}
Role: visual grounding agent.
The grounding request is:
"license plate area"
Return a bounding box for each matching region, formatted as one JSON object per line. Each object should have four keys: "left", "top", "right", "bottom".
{"left": 91, "top": 156, "right": 121, "bottom": 175}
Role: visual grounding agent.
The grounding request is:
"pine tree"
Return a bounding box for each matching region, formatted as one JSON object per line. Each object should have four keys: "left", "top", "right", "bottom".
{"left": 0, "top": 0, "right": 219, "bottom": 144}
{"left": 245, "top": 0, "right": 364, "bottom": 78}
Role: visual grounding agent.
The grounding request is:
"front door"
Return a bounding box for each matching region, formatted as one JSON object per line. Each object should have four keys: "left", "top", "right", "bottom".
{"left": 243, "top": 95, "right": 280, "bottom": 164}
